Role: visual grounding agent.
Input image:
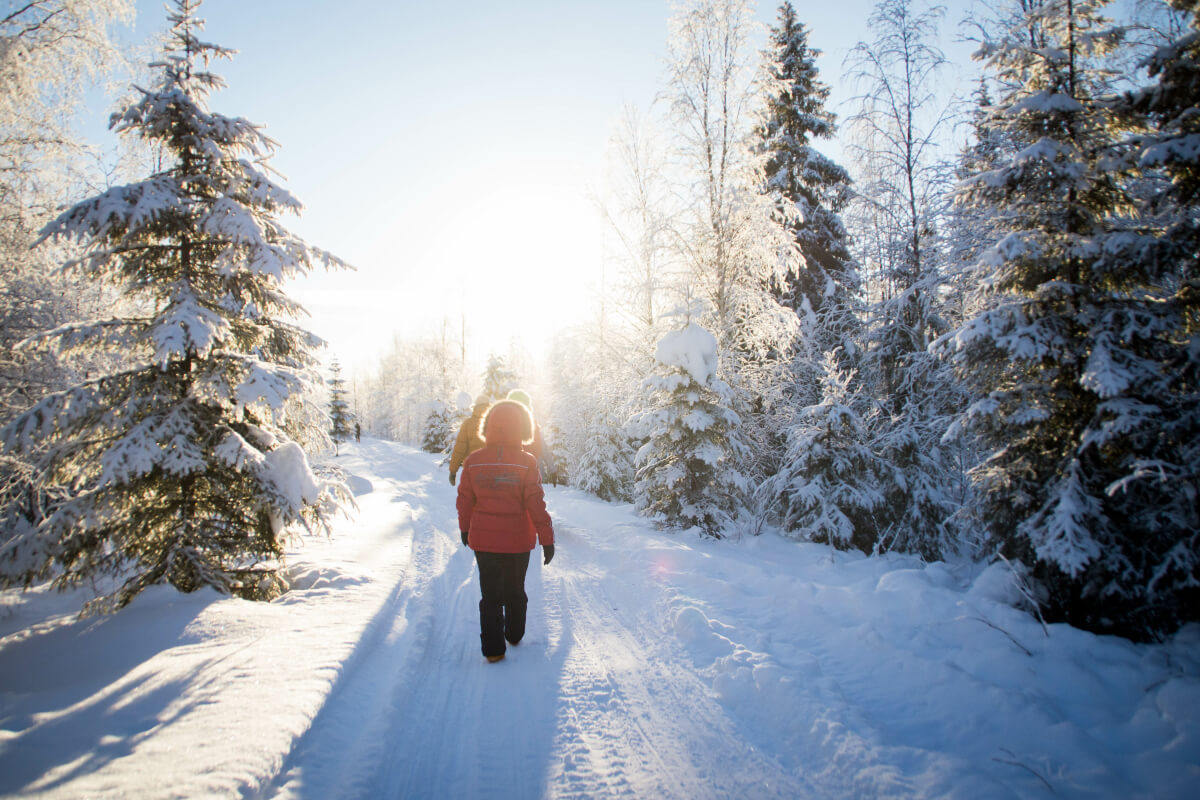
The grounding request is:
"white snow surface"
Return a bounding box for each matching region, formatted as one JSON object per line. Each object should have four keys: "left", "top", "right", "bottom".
{"left": 1, "top": 440, "right": 1197, "bottom": 799}
{"left": 655, "top": 323, "right": 718, "bottom": 386}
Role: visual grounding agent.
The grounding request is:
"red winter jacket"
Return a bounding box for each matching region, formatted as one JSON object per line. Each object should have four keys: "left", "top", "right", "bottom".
{"left": 457, "top": 401, "right": 554, "bottom": 553}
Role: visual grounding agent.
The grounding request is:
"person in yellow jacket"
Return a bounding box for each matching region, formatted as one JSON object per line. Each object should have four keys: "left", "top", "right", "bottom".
{"left": 449, "top": 396, "right": 489, "bottom": 485}
{"left": 506, "top": 389, "right": 549, "bottom": 472}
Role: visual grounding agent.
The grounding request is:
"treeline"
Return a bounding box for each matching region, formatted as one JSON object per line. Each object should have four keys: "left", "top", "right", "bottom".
{"left": 374, "top": 0, "right": 1198, "bottom": 642}
{"left": 2, "top": 0, "right": 1195, "bottom": 641}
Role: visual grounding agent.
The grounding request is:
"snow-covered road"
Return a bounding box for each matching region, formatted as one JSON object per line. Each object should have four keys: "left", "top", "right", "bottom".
{"left": 1, "top": 439, "right": 1197, "bottom": 799}
{"left": 269, "top": 439, "right": 803, "bottom": 799}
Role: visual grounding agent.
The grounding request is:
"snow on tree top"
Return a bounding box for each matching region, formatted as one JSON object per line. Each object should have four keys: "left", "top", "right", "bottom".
{"left": 655, "top": 323, "right": 718, "bottom": 386}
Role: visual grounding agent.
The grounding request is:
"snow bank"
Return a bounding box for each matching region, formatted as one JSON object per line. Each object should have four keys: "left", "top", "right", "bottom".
{"left": 548, "top": 486, "right": 1200, "bottom": 799}
{"left": 0, "top": 441, "right": 420, "bottom": 799}
{"left": 654, "top": 534, "right": 1200, "bottom": 799}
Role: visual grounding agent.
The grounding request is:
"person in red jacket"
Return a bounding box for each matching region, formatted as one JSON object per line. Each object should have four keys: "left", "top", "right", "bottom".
{"left": 456, "top": 399, "right": 555, "bottom": 663}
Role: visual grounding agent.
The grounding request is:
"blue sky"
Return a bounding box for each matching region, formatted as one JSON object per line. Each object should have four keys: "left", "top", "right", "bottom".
{"left": 93, "top": 0, "right": 976, "bottom": 376}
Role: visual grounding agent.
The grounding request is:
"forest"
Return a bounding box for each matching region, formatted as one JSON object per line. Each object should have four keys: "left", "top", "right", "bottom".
{"left": 1, "top": 0, "right": 1197, "bottom": 644}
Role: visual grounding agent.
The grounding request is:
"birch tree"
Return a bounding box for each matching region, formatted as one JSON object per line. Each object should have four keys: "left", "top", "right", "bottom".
{"left": 1, "top": 0, "right": 137, "bottom": 424}
{"left": 843, "top": 0, "right": 962, "bottom": 557}
{"left": 665, "top": 0, "right": 801, "bottom": 483}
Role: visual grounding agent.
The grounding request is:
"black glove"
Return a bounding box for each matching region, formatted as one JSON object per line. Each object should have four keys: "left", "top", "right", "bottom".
{"left": 543, "top": 544, "right": 555, "bottom": 565}
{"left": 461, "top": 530, "right": 470, "bottom": 547}
{"left": 449, "top": 472, "right": 456, "bottom": 486}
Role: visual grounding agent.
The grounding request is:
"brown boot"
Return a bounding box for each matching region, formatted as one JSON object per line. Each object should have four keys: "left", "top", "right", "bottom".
{"left": 486, "top": 653, "right": 505, "bottom": 663}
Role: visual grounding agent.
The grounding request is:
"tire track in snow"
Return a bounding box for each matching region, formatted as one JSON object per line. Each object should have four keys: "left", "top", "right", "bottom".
{"left": 541, "top": 524, "right": 807, "bottom": 800}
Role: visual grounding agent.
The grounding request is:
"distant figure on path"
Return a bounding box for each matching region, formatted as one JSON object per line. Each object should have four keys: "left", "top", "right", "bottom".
{"left": 354, "top": 422, "right": 360, "bottom": 442}
{"left": 505, "top": 388, "right": 551, "bottom": 477}
{"left": 456, "top": 400, "right": 555, "bottom": 663}
{"left": 448, "top": 396, "right": 489, "bottom": 486}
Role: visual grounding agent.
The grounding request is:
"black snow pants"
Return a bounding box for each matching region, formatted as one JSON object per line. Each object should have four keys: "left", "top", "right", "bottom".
{"left": 474, "top": 551, "right": 531, "bottom": 658}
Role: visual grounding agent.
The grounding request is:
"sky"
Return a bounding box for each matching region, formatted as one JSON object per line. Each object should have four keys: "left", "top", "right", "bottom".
{"left": 92, "top": 0, "right": 978, "bottom": 379}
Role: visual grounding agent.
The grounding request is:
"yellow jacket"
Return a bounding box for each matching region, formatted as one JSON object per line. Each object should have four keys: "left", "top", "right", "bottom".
{"left": 449, "top": 404, "right": 489, "bottom": 476}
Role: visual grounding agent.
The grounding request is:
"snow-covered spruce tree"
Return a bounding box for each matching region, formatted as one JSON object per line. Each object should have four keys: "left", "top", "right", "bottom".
{"left": 937, "top": 79, "right": 1025, "bottom": 554}
{"left": 420, "top": 400, "right": 455, "bottom": 455}
{"left": 843, "top": 0, "right": 962, "bottom": 559}
{"left": 327, "top": 358, "right": 352, "bottom": 451}
{"left": 574, "top": 411, "right": 636, "bottom": 502}
{"left": 756, "top": 1, "right": 862, "bottom": 394}
{"left": 946, "top": 80, "right": 1011, "bottom": 309}
{"left": 480, "top": 353, "right": 518, "bottom": 404}
{"left": 0, "top": 0, "right": 349, "bottom": 611}
{"left": 1081, "top": 0, "right": 1200, "bottom": 637}
{"left": 633, "top": 323, "right": 749, "bottom": 537}
{"left": 936, "top": 0, "right": 1192, "bottom": 639}
{"left": 763, "top": 350, "right": 889, "bottom": 552}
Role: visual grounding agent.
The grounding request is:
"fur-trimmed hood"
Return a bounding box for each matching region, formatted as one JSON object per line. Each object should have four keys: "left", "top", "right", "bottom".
{"left": 479, "top": 400, "right": 533, "bottom": 447}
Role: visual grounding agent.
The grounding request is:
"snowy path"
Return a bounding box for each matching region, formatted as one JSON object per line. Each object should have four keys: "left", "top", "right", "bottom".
{"left": 2, "top": 439, "right": 1197, "bottom": 800}
{"left": 268, "top": 441, "right": 804, "bottom": 799}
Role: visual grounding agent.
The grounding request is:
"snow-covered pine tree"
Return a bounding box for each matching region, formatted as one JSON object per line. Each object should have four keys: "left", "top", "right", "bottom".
{"left": 1081, "top": 0, "right": 1200, "bottom": 637}
{"left": 420, "top": 400, "right": 455, "bottom": 454}
{"left": 328, "top": 358, "right": 352, "bottom": 451}
{"left": 763, "top": 350, "right": 889, "bottom": 552}
{"left": 936, "top": 0, "right": 1191, "bottom": 638}
{"left": 0, "top": 0, "right": 349, "bottom": 612}
{"left": 573, "top": 411, "right": 636, "bottom": 502}
{"left": 756, "top": 1, "right": 862, "bottom": 394}
{"left": 480, "top": 353, "right": 518, "bottom": 404}
{"left": 633, "top": 323, "right": 749, "bottom": 537}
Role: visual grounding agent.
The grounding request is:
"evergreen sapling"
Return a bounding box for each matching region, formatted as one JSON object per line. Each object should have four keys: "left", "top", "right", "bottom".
{"left": 634, "top": 323, "right": 749, "bottom": 537}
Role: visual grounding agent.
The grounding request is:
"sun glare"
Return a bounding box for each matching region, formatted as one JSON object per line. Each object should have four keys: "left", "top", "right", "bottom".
{"left": 382, "top": 174, "right": 603, "bottom": 361}
{"left": 291, "top": 158, "right": 605, "bottom": 377}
